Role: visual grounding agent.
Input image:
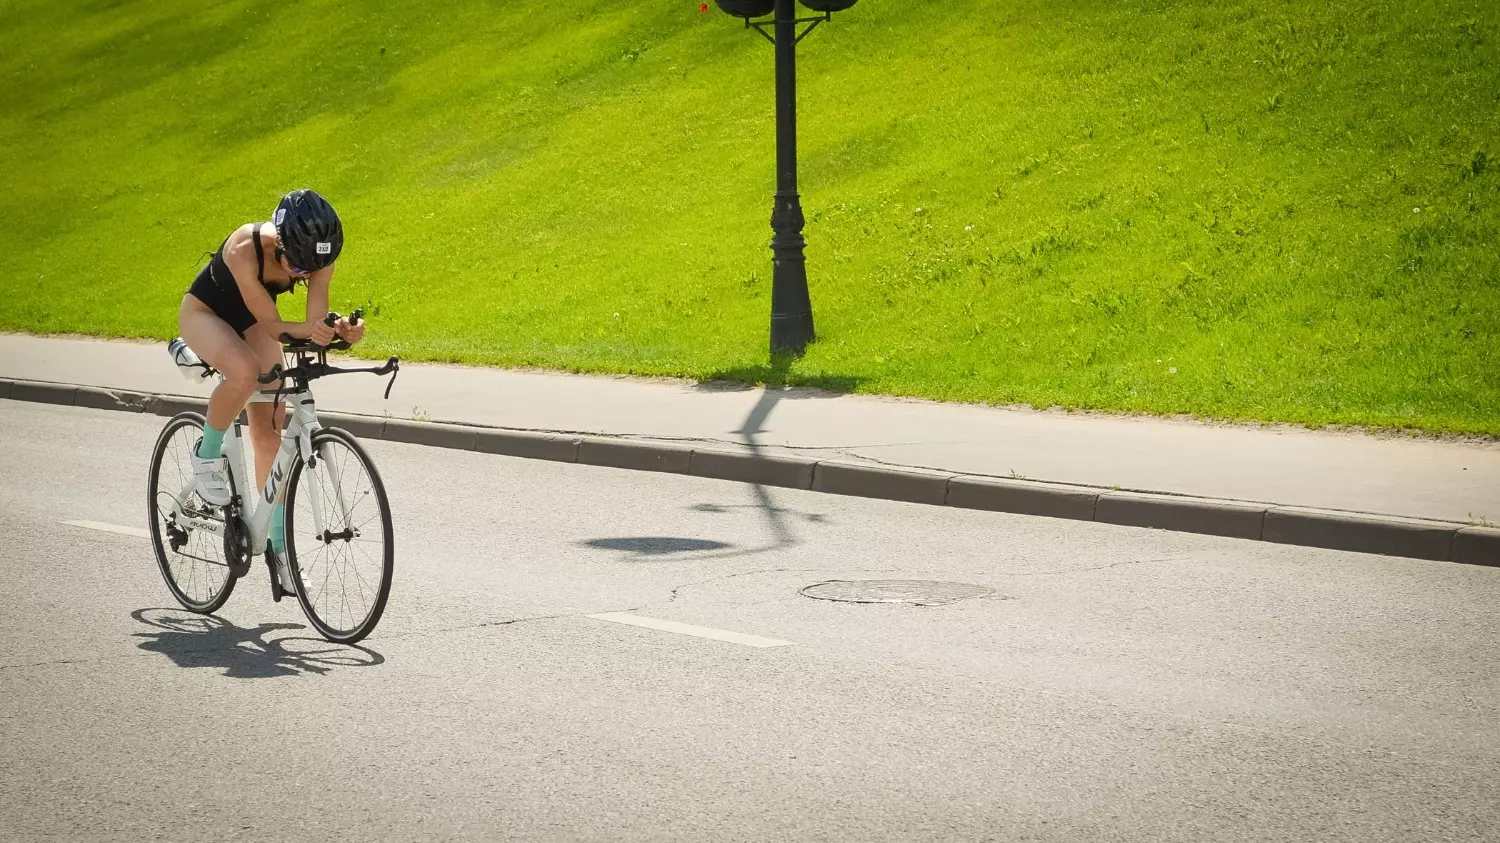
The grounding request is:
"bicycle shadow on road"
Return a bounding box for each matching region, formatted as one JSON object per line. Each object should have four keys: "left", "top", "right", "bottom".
{"left": 130, "top": 608, "right": 385, "bottom": 679}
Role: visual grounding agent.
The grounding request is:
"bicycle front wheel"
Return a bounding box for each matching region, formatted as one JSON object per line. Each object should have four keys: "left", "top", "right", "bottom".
{"left": 285, "top": 427, "right": 394, "bottom": 644}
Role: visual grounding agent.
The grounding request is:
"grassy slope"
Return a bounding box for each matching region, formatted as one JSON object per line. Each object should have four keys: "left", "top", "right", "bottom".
{"left": 1, "top": 0, "right": 1497, "bottom": 433}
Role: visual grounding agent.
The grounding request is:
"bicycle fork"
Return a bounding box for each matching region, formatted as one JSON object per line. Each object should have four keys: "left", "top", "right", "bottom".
{"left": 298, "top": 430, "right": 361, "bottom": 546}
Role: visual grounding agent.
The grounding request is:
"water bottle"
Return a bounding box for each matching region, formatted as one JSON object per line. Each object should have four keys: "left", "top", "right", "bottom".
{"left": 168, "top": 337, "right": 209, "bottom": 383}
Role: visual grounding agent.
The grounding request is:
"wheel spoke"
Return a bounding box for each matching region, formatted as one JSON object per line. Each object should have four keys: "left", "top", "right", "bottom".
{"left": 287, "top": 432, "right": 389, "bottom": 640}
{"left": 341, "top": 545, "right": 377, "bottom": 603}
{"left": 149, "top": 420, "right": 234, "bottom": 611}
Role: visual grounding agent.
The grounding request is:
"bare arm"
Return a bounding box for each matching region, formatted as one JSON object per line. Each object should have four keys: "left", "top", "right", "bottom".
{"left": 305, "top": 265, "right": 365, "bottom": 345}
{"left": 223, "top": 226, "right": 311, "bottom": 338}
{"left": 303, "top": 266, "right": 334, "bottom": 327}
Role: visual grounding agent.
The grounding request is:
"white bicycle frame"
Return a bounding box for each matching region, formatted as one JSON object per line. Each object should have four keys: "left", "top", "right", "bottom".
{"left": 167, "top": 385, "right": 355, "bottom": 558}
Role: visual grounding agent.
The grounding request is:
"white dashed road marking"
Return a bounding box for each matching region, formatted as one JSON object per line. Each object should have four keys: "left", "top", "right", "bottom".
{"left": 587, "top": 612, "right": 795, "bottom": 648}
{"left": 61, "top": 520, "right": 149, "bottom": 539}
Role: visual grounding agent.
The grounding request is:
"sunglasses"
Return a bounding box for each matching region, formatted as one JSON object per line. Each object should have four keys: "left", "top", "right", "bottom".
{"left": 275, "top": 245, "right": 311, "bottom": 277}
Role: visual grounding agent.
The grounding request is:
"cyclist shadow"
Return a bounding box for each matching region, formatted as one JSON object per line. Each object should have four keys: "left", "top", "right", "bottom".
{"left": 130, "top": 608, "right": 385, "bottom": 679}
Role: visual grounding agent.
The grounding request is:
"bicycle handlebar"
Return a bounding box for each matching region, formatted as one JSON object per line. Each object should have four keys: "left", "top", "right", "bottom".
{"left": 258, "top": 308, "right": 400, "bottom": 398}
{"left": 277, "top": 308, "right": 362, "bottom": 352}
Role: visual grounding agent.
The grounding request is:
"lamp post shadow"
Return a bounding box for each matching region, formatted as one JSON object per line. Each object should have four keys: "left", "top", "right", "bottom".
{"left": 735, "top": 386, "right": 798, "bottom": 549}
{"left": 580, "top": 380, "right": 823, "bottom": 565}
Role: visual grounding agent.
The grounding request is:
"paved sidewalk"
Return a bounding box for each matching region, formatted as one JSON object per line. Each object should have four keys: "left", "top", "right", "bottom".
{"left": 2, "top": 332, "right": 1497, "bottom": 562}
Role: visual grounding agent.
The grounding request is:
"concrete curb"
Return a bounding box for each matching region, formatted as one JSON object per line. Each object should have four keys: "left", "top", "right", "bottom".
{"left": 945, "top": 476, "right": 1098, "bottom": 521}
{"left": 12, "top": 380, "right": 77, "bottom": 406}
{"left": 1453, "top": 527, "right": 1500, "bottom": 566}
{"left": 689, "top": 448, "right": 815, "bottom": 490}
{"left": 74, "top": 385, "right": 154, "bottom": 414}
{"left": 1263, "top": 507, "right": 1456, "bottom": 562}
{"left": 578, "top": 438, "right": 694, "bottom": 474}
{"left": 475, "top": 430, "right": 581, "bottom": 462}
{"left": 1096, "top": 490, "right": 1267, "bottom": 541}
{"left": 320, "top": 412, "right": 386, "bottom": 441}
{"left": 813, "top": 462, "right": 952, "bottom": 506}
{"left": 383, "top": 419, "right": 477, "bottom": 451}
{"left": 2, "top": 376, "right": 1494, "bottom": 566}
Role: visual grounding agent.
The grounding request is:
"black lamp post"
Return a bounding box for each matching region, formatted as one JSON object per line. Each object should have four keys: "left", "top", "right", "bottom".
{"left": 716, "top": 0, "right": 859, "bottom": 356}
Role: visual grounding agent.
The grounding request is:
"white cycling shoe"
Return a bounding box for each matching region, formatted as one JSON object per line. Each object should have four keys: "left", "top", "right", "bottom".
{"left": 267, "top": 542, "right": 298, "bottom": 601}
{"left": 190, "top": 442, "right": 232, "bottom": 506}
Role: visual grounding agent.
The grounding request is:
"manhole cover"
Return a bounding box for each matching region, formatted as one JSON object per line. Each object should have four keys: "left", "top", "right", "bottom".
{"left": 800, "top": 580, "right": 995, "bottom": 606}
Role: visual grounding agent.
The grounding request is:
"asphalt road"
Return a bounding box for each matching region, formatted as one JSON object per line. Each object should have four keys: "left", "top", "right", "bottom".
{"left": 2, "top": 399, "right": 1497, "bottom": 842}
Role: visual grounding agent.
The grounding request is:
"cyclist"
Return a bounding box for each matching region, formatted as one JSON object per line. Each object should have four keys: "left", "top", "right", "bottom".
{"left": 178, "top": 188, "right": 364, "bottom": 565}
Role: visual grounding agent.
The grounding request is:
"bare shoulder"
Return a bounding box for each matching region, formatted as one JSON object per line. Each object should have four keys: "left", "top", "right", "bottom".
{"left": 221, "top": 222, "right": 265, "bottom": 265}
{"left": 220, "top": 222, "right": 268, "bottom": 281}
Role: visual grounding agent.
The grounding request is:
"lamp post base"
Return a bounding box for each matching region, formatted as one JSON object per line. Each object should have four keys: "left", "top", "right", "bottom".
{"left": 770, "top": 188, "right": 814, "bottom": 355}
{"left": 769, "top": 311, "right": 815, "bottom": 356}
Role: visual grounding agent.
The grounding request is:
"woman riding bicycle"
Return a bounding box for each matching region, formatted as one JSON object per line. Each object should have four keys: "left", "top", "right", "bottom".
{"left": 178, "top": 188, "right": 363, "bottom": 559}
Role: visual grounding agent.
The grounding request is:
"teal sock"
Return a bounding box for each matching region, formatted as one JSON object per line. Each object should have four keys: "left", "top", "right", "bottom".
{"left": 271, "top": 504, "right": 286, "bottom": 554}
{"left": 198, "top": 422, "right": 226, "bottom": 459}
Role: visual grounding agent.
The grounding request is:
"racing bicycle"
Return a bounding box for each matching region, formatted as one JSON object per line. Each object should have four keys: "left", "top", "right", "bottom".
{"left": 147, "top": 310, "right": 400, "bottom": 644}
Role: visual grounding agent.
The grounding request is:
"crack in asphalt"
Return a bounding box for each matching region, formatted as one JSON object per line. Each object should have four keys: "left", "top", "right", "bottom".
{"left": 1003, "top": 556, "right": 1186, "bottom": 577}
{"left": 662, "top": 567, "right": 814, "bottom": 604}
{"left": 380, "top": 610, "right": 587, "bottom": 641}
{"left": 656, "top": 565, "right": 911, "bottom": 607}
{"left": 0, "top": 658, "right": 97, "bottom": 672}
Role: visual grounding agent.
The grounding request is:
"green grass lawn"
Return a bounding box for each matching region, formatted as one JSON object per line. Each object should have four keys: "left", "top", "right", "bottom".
{"left": 2, "top": 0, "right": 1497, "bottom": 434}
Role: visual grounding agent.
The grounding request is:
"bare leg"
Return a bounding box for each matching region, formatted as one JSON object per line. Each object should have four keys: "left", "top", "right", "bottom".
{"left": 242, "top": 325, "right": 287, "bottom": 492}
{"left": 178, "top": 296, "right": 260, "bottom": 431}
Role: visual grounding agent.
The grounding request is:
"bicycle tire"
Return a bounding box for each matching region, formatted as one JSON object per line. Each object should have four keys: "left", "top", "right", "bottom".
{"left": 285, "top": 427, "right": 394, "bottom": 644}
{"left": 146, "top": 412, "right": 238, "bottom": 613}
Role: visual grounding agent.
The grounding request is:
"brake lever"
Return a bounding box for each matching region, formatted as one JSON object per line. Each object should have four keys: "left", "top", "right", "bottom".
{"left": 257, "top": 364, "right": 284, "bottom": 385}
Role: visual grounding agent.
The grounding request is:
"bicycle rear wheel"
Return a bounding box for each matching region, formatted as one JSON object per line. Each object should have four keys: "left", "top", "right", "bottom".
{"left": 146, "top": 412, "right": 239, "bottom": 613}
{"left": 285, "top": 427, "right": 394, "bottom": 644}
